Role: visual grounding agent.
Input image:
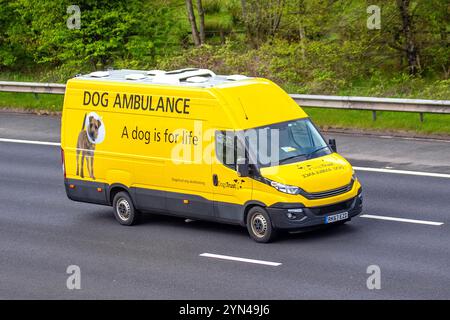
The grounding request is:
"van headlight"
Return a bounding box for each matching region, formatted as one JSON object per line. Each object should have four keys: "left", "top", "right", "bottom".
{"left": 268, "top": 179, "right": 300, "bottom": 195}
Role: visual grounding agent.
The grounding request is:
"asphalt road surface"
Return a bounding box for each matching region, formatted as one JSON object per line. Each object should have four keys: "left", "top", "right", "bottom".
{"left": 0, "top": 112, "right": 449, "bottom": 299}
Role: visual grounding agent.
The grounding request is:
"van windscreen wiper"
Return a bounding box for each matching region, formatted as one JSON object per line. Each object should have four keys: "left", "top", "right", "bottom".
{"left": 279, "top": 154, "right": 308, "bottom": 164}
{"left": 307, "top": 146, "right": 329, "bottom": 159}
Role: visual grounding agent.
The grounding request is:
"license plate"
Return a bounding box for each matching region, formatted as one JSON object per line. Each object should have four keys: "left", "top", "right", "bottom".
{"left": 325, "top": 212, "right": 348, "bottom": 224}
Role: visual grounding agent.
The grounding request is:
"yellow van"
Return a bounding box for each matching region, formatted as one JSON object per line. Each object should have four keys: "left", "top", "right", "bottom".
{"left": 61, "top": 68, "right": 363, "bottom": 242}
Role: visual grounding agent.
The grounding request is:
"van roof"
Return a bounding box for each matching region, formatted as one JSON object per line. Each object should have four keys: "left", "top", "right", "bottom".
{"left": 75, "top": 68, "right": 253, "bottom": 88}
{"left": 69, "top": 68, "right": 308, "bottom": 130}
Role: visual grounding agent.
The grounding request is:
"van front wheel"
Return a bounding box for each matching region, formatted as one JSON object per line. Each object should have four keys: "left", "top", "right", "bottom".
{"left": 113, "top": 191, "right": 140, "bottom": 226}
{"left": 246, "top": 207, "right": 277, "bottom": 243}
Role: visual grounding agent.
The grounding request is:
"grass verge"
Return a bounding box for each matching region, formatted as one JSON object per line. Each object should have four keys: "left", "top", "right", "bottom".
{"left": 0, "top": 92, "right": 63, "bottom": 112}
{"left": 305, "top": 108, "right": 450, "bottom": 137}
{"left": 0, "top": 92, "right": 449, "bottom": 137}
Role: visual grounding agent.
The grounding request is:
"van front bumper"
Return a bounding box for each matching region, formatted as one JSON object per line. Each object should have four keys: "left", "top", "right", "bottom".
{"left": 267, "top": 190, "right": 363, "bottom": 231}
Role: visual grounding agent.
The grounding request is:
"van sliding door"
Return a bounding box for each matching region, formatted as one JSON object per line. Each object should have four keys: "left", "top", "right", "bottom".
{"left": 212, "top": 130, "right": 252, "bottom": 224}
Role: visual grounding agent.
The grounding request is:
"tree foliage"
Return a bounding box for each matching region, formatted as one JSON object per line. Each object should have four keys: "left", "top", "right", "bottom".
{"left": 0, "top": 0, "right": 448, "bottom": 92}
{"left": 0, "top": 0, "right": 185, "bottom": 75}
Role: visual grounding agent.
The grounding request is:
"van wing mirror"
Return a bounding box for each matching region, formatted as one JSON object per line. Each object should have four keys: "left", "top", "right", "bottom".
{"left": 237, "top": 163, "right": 249, "bottom": 177}
{"left": 328, "top": 138, "right": 337, "bottom": 152}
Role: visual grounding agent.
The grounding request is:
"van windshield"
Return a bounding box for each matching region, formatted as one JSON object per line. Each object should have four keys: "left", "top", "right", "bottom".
{"left": 247, "top": 118, "right": 330, "bottom": 167}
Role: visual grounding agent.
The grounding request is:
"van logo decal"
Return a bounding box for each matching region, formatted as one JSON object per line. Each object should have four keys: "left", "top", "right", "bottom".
{"left": 76, "top": 112, "right": 105, "bottom": 180}
{"left": 217, "top": 179, "right": 245, "bottom": 189}
{"left": 82, "top": 91, "right": 191, "bottom": 115}
{"left": 298, "top": 162, "right": 346, "bottom": 179}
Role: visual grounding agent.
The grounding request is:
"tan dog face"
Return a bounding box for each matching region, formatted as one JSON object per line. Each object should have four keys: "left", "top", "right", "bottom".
{"left": 88, "top": 116, "right": 101, "bottom": 142}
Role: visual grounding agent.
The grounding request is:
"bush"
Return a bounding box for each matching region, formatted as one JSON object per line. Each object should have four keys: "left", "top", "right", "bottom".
{"left": 158, "top": 38, "right": 370, "bottom": 94}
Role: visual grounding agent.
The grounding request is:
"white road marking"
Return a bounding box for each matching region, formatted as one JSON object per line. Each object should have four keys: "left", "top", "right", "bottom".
{"left": 361, "top": 214, "right": 444, "bottom": 226}
{"left": 354, "top": 166, "right": 450, "bottom": 179}
{"left": 200, "top": 253, "right": 282, "bottom": 266}
{"left": 0, "top": 138, "right": 60, "bottom": 146}
{"left": 1, "top": 137, "right": 450, "bottom": 179}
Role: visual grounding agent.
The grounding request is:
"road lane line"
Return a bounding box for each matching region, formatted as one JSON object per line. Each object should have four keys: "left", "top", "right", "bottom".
{"left": 354, "top": 166, "right": 450, "bottom": 179}
{"left": 2, "top": 137, "right": 450, "bottom": 179}
{"left": 200, "top": 253, "right": 282, "bottom": 266}
{"left": 0, "top": 138, "right": 60, "bottom": 146}
{"left": 360, "top": 214, "right": 444, "bottom": 226}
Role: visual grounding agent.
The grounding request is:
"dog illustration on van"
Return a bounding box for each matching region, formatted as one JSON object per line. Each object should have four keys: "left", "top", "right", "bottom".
{"left": 76, "top": 112, "right": 103, "bottom": 180}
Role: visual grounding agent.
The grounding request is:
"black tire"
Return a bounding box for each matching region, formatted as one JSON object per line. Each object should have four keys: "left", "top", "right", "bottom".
{"left": 246, "top": 206, "right": 277, "bottom": 243}
{"left": 112, "top": 191, "right": 140, "bottom": 226}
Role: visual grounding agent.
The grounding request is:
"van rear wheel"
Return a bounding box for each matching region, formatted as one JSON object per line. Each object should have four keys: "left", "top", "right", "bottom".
{"left": 113, "top": 191, "right": 140, "bottom": 226}
{"left": 246, "top": 207, "right": 277, "bottom": 243}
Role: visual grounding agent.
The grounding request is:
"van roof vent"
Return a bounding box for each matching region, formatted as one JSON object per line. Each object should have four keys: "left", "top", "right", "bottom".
{"left": 178, "top": 69, "right": 216, "bottom": 80}
{"left": 226, "top": 75, "right": 249, "bottom": 81}
{"left": 89, "top": 71, "right": 110, "bottom": 78}
{"left": 125, "top": 73, "right": 146, "bottom": 80}
{"left": 146, "top": 70, "right": 166, "bottom": 76}
{"left": 79, "top": 69, "right": 254, "bottom": 87}
{"left": 185, "top": 76, "right": 209, "bottom": 83}
{"left": 165, "top": 68, "right": 199, "bottom": 75}
{"left": 152, "top": 68, "right": 216, "bottom": 85}
{"left": 151, "top": 75, "right": 180, "bottom": 85}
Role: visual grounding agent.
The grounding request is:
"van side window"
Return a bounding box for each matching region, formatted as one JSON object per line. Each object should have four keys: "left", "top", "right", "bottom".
{"left": 215, "top": 130, "right": 239, "bottom": 170}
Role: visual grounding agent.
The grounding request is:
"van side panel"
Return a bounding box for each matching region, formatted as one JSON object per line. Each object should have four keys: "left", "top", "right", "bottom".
{"left": 61, "top": 79, "right": 219, "bottom": 219}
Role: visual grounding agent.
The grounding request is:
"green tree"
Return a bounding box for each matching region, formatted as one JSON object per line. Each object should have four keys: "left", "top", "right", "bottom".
{"left": 240, "top": 0, "right": 285, "bottom": 48}
{"left": 1, "top": 0, "right": 186, "bottom": 74}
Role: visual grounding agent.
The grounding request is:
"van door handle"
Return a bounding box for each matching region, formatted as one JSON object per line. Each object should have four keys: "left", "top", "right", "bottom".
{"left": 212, "top": 174, "right": 218, "bottom": 186}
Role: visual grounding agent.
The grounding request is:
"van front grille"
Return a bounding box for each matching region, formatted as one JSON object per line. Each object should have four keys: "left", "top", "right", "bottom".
{"left": 309, "top": 198, "right": 355, "bottom": 216}
{"left": 300, "top": 179, "right": 354, "bottom": 200}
